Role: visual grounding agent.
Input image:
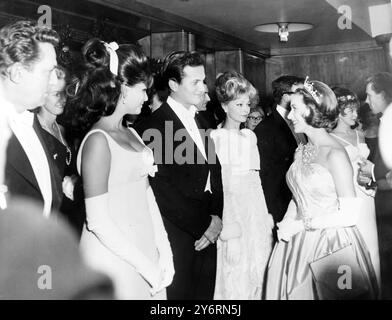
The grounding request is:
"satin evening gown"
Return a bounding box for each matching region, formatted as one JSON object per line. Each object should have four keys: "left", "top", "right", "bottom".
{"left": 265, "top": 143, "right": 378, "bottom": 300}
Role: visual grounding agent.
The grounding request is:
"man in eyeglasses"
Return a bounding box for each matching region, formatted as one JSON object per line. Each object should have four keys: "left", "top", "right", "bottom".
{"left": 245, "top": 106, "right": 265, "bottom": 131}
{"left": 254, "top": 75, "right": 305, "bottom": 226}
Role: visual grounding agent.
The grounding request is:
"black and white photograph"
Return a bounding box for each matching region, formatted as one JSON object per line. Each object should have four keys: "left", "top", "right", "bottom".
{"left": 1, "top": 0, "right": 392, "bottom": 308}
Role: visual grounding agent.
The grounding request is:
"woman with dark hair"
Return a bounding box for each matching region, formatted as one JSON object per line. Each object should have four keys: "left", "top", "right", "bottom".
{"left": 69, "top": 39, "right": 173, "bottom": 299}
{"left": 330, "top": 87, "right": 380, "bottom": 287}
{"left": 211, "top": 71, "right": 274, "bottom": 299}
{"left": 265, "top": 78, "right": 378, "bottom": 300}
{"left": 34, "top": 66, "right": 85, "bottom": 236}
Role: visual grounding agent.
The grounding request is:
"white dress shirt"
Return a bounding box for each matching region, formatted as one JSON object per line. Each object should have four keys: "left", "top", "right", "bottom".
{"left": 167, "top": 96, "right": 211, "bottom": 192}
{"left": 4, "top": 103, "right": 52, "bottom": 217}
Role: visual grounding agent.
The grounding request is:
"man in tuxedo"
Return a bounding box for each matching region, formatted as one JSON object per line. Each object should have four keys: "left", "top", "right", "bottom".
{"left": 254, "top": 75, "right": 305, "bottom": 224}
{"left": 0, "top": 20, "right": 59, "bottom": 216}
{"left": 358, "top": 72, "right": 392, "bottom": 298}
{"left": 136, "top": 51, "right": 223, "bottom": 300}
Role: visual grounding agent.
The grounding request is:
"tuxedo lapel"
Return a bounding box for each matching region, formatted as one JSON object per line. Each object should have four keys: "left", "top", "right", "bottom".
{"left": 9, "top": 112, "right": 52, "bottom": 217}
{"left": 6, "top": 134, "right": 40, "bottom": 190}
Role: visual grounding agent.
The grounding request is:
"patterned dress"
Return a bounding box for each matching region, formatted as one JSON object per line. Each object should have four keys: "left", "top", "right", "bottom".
{"left": 211, "top": 128, "right": 274, "bottom": 300}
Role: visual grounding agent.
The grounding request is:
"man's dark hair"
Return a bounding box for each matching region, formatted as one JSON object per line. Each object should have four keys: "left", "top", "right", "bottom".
{"left": 161, "top": 51, "right": 204, "bottom": 91}
{"left": 271, "top": 75, "right": 304, "bottom": 105}
{"left": 0, "top": 20, "right": 59, "bottom": 75}
{"left": 366, "top": 72, "right": 392, "bottom": 105}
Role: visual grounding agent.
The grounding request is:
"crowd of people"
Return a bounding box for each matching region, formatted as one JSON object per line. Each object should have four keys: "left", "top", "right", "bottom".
{"left": 1, "top": 19, "right": 392, "bottom": 300}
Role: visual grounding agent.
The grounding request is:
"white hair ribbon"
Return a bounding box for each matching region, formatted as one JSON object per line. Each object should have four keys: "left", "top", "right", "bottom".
{"left": 104, "top": 41, "right": 119, "bottom": 76}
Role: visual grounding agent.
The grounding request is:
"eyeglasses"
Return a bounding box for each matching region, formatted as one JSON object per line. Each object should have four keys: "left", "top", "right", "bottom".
{"left": 247, "top": 116, "right": 263, "bottom": 121}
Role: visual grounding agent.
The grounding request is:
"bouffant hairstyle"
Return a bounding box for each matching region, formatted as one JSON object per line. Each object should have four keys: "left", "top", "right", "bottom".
{"left": 215, "top": 70, "right": 259, "bottom": 107}
{"left": 366, "top": 72, "right": 392, "bottom": 105}
{"left": 332, "top": 87, "right": 360, "bottom": 116}
{"left": 65, "top": 38, "right": 152, "bottom": 131}
{"left": 0, "top": 20, "right": 59, "bottom": 75}
{"left": 295, "top": 80, "right": 339, "bottom": 131}
{"left": 161, "top": 51, "right": 204, "bottom": 90}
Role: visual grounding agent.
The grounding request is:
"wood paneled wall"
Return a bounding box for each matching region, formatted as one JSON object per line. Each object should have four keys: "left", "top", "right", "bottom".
{"left": 203, "top": 50, "right": 266, "bottom": 96}
{"left": 265, "top": 46, "right": 386, "bottom": 96}
{"left": 138, "top": 31, "right": 195, "bottom": 59}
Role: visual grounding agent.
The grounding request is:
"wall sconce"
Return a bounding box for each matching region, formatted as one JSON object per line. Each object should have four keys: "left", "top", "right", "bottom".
{"left": 254, "top": 22, "right": 314, "bottom": 42}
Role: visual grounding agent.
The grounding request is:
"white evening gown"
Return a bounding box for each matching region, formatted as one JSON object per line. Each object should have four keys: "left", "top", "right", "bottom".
{"left": 77, "top": 128, "right": 173, "bottom": 299}
{"left": 331, "top": 131, "right": 381, "bottom": 287}
{"left": 211, "top": 128, "right": 274, "bottom": 300}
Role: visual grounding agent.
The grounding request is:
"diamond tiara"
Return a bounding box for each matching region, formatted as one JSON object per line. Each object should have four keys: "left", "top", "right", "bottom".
{"left": 303, "top": 76, "right": 321, "bottom": 104}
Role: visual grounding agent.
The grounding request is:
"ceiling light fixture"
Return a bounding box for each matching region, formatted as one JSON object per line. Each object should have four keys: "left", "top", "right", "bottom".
{"left": 254, "top": 22, "right": 314, "bottom": 42}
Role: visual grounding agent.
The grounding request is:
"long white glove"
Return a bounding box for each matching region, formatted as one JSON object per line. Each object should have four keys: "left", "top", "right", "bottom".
{"left": 85, "top": 193, "right": 162, "bottom": 293}
{"left": 276, "top": 199, "right": 298, "bottom": 242}
{"left": 310, "top": 197, "right": 362, "bottom": 229}
{"left": 277, "top": 197, "right": 362, "bottom": 242}
{"left": 146, "top": 186, "right": 174, "bottom": 294}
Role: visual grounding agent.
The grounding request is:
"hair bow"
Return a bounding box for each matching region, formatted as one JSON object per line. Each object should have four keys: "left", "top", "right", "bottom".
{"left": 104, "top": 41, "right": 119, "bottom": 76}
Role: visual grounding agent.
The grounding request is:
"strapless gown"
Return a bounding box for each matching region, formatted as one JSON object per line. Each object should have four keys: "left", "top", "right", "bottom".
{"left": 265, "top": 143, "right": 378, "bottom": 299}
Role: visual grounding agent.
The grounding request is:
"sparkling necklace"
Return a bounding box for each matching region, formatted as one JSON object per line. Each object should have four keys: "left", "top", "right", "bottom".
{"left": 54, "top": 121, "right": 72, "bottom": 166}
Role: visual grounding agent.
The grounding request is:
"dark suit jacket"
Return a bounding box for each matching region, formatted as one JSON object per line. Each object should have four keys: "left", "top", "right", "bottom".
{"left": 135, "top": 101, "right": 223, "bottom": 299}
{"left": 254, "top": 107, "right": 298, "bottom": 223}
{"left": 136, "top": 102, "right": 223, "bottom": 239}
{"left": 5, "top": 115, "right": 61, "bottom": 214}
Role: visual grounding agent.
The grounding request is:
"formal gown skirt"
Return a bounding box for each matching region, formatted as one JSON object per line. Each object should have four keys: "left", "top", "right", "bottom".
{"left": 79, "top": 180, "right": 165, "bottom": 300}
{"left": 214, "top": 171, "right": 273, "bottom": 300}
{"left": 265, "top": 226, "right": 378, "bottom": 300}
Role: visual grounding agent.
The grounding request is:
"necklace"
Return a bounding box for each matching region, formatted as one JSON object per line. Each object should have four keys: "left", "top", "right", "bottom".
{"left": 38, "top": 115, "right": 72, "bottom": 166}
{"left": 54, "top": 121, "right": 72, "bottom": 166}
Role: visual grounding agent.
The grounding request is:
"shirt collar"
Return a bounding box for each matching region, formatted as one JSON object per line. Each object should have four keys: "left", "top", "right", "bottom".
{"left": 167, "top": 96, "right": 198, "bottom": 119}
{"left": 0, "top": 93, "right": 18, "bottom": 121}
{"left": 276, "top": 104, "right": 289, "bottom": 119}
{"left": 10, "top": 110, "right": 35, "bottom": 127}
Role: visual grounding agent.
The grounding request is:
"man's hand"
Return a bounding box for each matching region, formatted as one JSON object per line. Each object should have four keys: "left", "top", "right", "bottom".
{"left": 358, "top": 159, "right": 374, "bottom": 179}
{"left": 194, "top": 215, "right": 222, "bottom": 251}
{"left": 357, "top": 171, "right": 372, "bottom": 187}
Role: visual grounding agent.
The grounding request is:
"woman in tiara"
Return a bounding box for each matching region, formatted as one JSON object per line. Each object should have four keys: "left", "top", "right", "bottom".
{"left": 68, "top": 39, "right": 173, "bottom": 299}
{"left": 265, "top": 78, "right": 378, "bottom": 300}
{"left": 330, "top": 87, "right": 380, "bottom": 288}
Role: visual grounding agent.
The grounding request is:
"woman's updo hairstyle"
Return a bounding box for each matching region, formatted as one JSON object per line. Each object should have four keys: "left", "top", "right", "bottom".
{"left": 65, "top": 38, "right": 151, "bottom": 132}
{"left": 332, "top": 87, "right": 360, "bottom": 116}
{"left": 215, "top": 70, "right": 259, "bottom": 107}
{"left": 295, "top": 79, "right": 339, "bottom": 131}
